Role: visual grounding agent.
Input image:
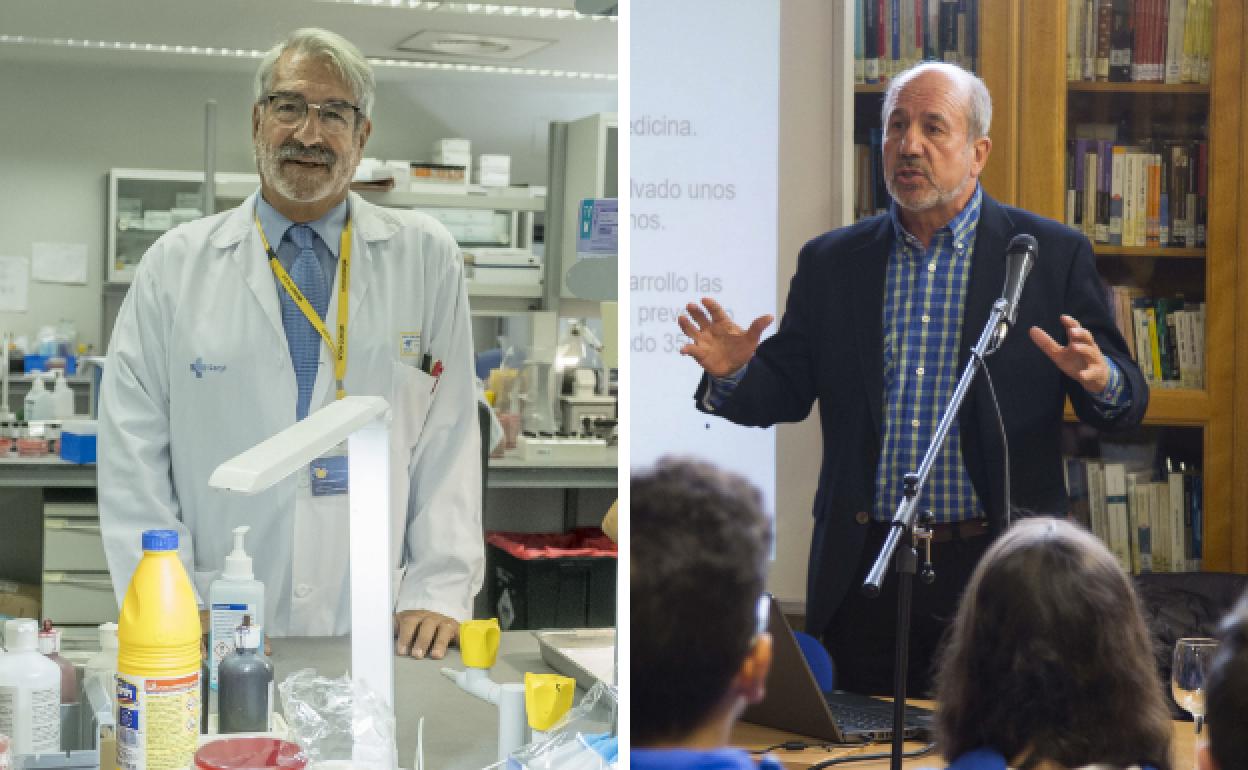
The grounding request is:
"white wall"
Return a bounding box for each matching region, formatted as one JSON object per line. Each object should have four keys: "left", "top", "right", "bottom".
{"left": 0, "top": 58, "right": 614, "bottom": 350}
{"left": 768, "top": 0, "right": 854, "bottom": 606}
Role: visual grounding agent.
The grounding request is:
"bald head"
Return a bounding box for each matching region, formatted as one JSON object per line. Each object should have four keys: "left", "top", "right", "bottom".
{"left": 882, "top": 62, "right": 992, "bottom": 142}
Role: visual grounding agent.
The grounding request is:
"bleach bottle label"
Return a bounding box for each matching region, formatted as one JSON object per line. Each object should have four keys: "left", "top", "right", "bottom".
{"left": 116, "top": 671, "right": 200, "bottom": 770}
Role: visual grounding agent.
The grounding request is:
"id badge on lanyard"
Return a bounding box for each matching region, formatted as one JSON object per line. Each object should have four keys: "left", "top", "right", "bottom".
{"left": 255, "top": 210, "right": 354, "bottom": 496}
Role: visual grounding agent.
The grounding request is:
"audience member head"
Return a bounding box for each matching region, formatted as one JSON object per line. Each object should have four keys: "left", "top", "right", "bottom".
{"left": 1201, "top": 590, "right": 1248, "bottom": 770}
{"left": 935, "top": 517, "right": 1172, "bottom": 770}
{"left": 631, "top": 456, "right": 773, "bottom": 748}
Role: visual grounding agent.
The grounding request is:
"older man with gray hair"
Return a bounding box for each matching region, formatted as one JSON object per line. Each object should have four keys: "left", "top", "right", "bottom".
{"left": 100, "top": 28, "right": 482, "bottom": 661}
{"left": 677, "top": 61, "right": 1148, "bottom": 695}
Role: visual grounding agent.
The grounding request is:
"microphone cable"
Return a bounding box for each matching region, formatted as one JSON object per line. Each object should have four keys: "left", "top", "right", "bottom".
{"left": 749, "top": 740, "right": 939, "bottom": 767}
{"left": 971, "top": 350, "right": 1011, "bottom": 528}
{"left": 806, "top": 741, "right": 938, "bottom": 768}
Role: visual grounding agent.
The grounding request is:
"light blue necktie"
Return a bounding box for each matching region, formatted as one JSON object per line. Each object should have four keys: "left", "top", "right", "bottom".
{"left": 280, "top": 224, "right": 330, "bottom": 421}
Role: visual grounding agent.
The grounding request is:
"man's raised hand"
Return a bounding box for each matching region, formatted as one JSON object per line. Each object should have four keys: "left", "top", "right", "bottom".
{"left": 677, "top": 297, "right": 773, "bottom": 378}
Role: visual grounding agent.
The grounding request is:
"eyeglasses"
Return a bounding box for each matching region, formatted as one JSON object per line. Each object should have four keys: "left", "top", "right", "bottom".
{"left": 264, "top": 93, "right": 361, "bottom": 134}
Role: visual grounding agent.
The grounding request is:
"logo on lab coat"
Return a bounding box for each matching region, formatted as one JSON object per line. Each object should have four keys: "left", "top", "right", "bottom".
{"left": 189, "top": 357, "right": 228, "bottom": 378}
{"left": 398, "top": 331, "right": 422, "bottom": 359}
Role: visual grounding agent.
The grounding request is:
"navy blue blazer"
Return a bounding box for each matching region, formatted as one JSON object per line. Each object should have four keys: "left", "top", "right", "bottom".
{"left": 694, "top": 194, "right": 1148, "bottom": 639}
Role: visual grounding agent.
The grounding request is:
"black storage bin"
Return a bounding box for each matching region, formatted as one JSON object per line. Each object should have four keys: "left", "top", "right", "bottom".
{"left": 486, "top": 531, "right": 617, "bottom": 630}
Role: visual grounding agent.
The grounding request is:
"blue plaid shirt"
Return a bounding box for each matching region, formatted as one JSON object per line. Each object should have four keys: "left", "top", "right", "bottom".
{"left": 876, "top": 186, "right": 984, "bottom": 523}
{"left": 707, "top": 184, "right": 1130, "bottom": 523}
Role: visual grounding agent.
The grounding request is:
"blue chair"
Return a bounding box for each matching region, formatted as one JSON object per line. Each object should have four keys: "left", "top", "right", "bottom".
{"left": 794, "top": 629, "right": 836, "bottom": 694}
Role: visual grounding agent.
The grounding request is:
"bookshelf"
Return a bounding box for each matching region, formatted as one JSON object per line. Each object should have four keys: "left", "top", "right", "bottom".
{"left": 1020, "top": 0, "right": 1244, "bottom": 573}
{"left": 852, "top": 2, "right": 1017, "bottom": 212}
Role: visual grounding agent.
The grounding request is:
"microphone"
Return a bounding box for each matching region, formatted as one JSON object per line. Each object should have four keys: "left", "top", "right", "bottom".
{"left": 993, "top": 234, "right": 1038, "bottom": 346}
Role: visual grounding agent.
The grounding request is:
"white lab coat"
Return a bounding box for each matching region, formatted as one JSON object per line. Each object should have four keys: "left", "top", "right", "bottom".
{"left": 98, "top": 191, "right": 483, "bottom": 636}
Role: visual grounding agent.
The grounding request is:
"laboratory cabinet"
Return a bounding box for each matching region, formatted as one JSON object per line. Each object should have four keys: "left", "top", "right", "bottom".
{"left": 106, "top": 168, "right": 258, "bottom": 285}
{"left": 41, "top": 493, "right": 117, "bottom": 632}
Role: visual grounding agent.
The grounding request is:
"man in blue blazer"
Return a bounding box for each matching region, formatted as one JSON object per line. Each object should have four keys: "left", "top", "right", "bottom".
{"left": 679, "top": 61, "right": 1148, "bottom": 695}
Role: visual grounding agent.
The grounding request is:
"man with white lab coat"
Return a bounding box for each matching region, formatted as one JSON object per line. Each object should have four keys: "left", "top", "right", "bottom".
{"left": 99, "top": 28, "right": 482, "bottom": 660}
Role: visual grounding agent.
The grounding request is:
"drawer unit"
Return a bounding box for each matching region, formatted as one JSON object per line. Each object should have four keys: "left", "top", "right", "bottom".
{"left": 43, "top": 509, "right": 108, "bottom": 572}
{"left": 41, "top": 571, "right": 117, "bottom": 626}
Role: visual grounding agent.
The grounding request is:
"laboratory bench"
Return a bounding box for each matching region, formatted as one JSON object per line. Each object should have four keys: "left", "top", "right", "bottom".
{"left": 487, "top": 451, "right": 617, "bottom": 489}
{"left": 0, "top": 455, "right": 97, "bottom": 487}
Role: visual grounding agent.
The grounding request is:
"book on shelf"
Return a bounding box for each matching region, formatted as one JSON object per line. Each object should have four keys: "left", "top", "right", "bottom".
{"left": 1069, "top": 0, "right": 1212, "bottom": 84}
{"left": 1102, "top": 462, "right": 1132, "bottom": 572}
{"left": 854, "top": 0, "right": 978, "bottom": 84}
{"left": 1109, "top": 290, "right": 1205, "bottom": 389}
{"left": 853, "top": 128, "right": 890, "bottom": 220}
{"left": 1064, "top": 133, "right": 1207, "bottom": 249}
{"left": 1065, "top": 455, "right": 1203, "bottom": 573}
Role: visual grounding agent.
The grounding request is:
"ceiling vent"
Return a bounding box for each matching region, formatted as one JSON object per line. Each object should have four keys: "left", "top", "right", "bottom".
{"left": 395, "top": 30, "right": 551, "bottom": 60}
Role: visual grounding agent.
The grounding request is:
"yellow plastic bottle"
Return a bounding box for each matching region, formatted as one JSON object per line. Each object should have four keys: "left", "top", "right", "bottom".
{"left": 116, "top": 529, "right": 202, "bottom": 770}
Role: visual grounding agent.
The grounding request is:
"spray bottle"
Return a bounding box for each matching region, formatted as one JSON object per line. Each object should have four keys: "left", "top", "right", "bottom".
{"left": 208, "top": 526, "right": 264, "bottom": 690}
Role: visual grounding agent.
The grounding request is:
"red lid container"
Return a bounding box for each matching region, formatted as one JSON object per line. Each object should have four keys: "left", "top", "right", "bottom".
{"left": 194, "top": 739, "right": 307, "bottom": 770}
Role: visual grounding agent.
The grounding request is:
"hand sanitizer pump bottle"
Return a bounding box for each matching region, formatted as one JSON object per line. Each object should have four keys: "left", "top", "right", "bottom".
{"left": 208, "top": 526, "right": 265, "bottom": 690}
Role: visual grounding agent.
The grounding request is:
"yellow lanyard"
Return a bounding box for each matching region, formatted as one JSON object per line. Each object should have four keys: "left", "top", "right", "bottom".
{"left": 254, "top": 213, "right": 352, "bottom": 400}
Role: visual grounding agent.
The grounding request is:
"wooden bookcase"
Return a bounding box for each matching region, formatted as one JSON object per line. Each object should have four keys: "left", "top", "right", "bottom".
{"left": 1017, "top": 0, "right": 1245, "bottom": 572}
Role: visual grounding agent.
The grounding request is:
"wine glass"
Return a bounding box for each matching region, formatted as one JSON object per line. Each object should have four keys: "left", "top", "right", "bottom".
{"left": 1172, "top": 637, "right": 1220, "bottom": 767}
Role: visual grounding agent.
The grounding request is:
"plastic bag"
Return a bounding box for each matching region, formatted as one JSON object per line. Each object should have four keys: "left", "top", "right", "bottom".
{"left": 278, "top": 669, "right": 397, "bottom": 770}
{"left": 507, "top": 681, "right": 617, "bottom": 770}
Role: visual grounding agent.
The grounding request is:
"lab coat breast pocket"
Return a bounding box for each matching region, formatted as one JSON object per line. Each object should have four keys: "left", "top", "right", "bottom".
{"left": 389, "top": 361, "right": 437, "bottom": 457}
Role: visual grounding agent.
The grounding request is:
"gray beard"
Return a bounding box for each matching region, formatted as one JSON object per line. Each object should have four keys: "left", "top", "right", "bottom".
{"left": 255, "top": 139, "right": 353, "bottom": 203}
{"left": 886, "top": 172, "right": 970, "bottom": 212}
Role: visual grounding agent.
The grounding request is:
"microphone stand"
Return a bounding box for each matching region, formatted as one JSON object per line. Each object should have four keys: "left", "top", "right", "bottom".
{"left": 862, "top": 297, "right": 1010, "bottom": 770}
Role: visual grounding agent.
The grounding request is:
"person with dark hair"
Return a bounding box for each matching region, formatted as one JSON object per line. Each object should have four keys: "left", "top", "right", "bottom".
{"left": 1201, "top": 591, "right": 1248, "bottom": 770}
{"left": 631, "top": 457, "right": 780, "bottom": 770}
{"left": 930, "top": 517, "right": 1172, "bottom": 770}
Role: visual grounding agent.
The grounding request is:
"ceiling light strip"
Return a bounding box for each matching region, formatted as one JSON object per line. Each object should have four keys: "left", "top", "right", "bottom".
{"left": 370, "top": 56, "right": 615, "bottom": 78}
{"left": 0, "top": 34, "right": 265, "bottom": 58}
{"left": 0, "top": 35, "right": 616, "bottom": 79}
{"left": 340, "top": 0, "right": 616, "bottom": 21}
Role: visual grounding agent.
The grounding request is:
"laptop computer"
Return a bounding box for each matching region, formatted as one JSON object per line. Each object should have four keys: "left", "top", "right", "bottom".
{"left": 741, "top": 594, "right": 933, "bottom": 744}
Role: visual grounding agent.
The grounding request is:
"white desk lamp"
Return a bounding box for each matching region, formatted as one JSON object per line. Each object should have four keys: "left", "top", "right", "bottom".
{"left": 208, "top": 396, "right": 395, "bottom": 725}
